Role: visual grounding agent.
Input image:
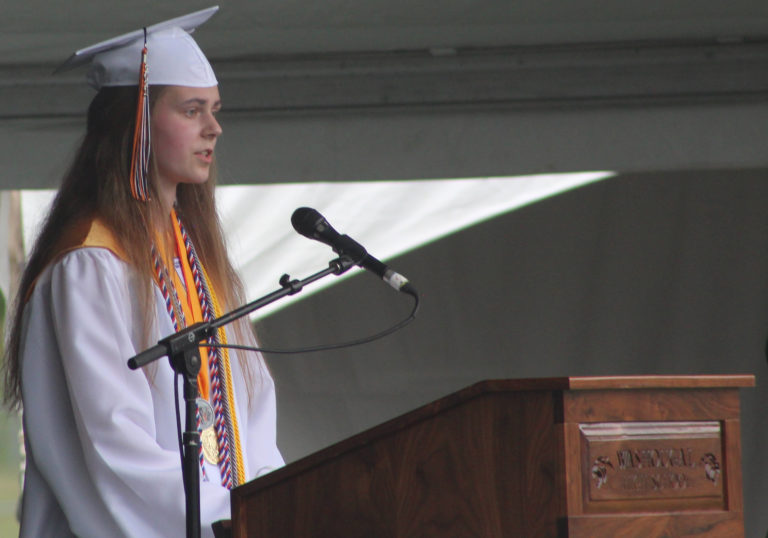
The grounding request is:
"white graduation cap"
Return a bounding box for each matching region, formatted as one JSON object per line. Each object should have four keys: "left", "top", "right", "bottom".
{"left": 56, "top": 6, "right": 219, "bottom": 89}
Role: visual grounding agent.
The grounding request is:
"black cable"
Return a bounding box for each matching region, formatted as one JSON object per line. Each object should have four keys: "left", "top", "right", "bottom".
{"left": 205, "top": 288, "right": 419, "bottom": 355}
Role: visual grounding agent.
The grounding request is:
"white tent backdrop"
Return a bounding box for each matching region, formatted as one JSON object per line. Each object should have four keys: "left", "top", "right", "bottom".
{"left": 21, "top": 171, "right": 613, "bottom": 317}
{"left": 218, "top": 172, "right": 614, "bottom": 316}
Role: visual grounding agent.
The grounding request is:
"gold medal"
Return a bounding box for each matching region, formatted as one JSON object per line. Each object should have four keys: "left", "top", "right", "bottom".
{"left": 201, "top": 427, "right": 219, "bottom": 465}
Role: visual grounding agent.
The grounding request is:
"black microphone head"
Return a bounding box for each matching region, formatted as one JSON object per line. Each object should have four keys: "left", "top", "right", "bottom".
{"left": 291, "top": 207, "right": 339, "bottom": 246}
{"left": 291, "top": 207, "right": 319, "bottom": 236}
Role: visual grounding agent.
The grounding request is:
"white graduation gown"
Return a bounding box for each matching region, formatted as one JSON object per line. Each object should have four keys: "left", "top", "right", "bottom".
{"left": 18, "top": 247, "right": 284, "bottom": 537}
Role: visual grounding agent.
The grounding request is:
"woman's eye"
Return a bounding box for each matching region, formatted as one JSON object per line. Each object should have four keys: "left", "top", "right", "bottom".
{"left": 185, "top": 108, "right": 198, "bottom": 117}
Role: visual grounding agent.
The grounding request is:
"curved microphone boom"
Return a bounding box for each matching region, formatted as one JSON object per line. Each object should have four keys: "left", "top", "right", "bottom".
{"left": 291, "top": 207, "right": 416, "bottom": 295}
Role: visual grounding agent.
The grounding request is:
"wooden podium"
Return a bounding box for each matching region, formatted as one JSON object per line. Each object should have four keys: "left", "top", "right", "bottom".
{"left": 229, "top": 375, "right": 754, "bottom": 537}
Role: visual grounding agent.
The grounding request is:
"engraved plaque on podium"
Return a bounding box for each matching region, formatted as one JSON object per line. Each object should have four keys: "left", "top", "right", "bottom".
{"left": 581, "top": 422, "right": 723, "bottom": 507}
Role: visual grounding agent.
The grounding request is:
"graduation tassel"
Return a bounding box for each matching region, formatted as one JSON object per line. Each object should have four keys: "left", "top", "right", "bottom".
{"left": 129, "top": 27, "right": 151, "bottom": 201}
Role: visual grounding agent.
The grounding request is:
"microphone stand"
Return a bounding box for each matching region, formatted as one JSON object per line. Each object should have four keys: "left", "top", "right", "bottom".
{"left": 127, "top": 256, "right": 356, "bottom": 538}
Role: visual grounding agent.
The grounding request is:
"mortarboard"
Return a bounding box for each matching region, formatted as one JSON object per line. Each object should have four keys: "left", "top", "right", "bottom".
{"left": 57, "top": 6, "right": 220, "bottom": 200}
{"left": 57, "top": 6, "right": 219, "bottom": 89}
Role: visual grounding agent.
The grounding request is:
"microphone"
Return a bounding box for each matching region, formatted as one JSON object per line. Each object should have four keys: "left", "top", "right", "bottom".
{"left": 291, "top": 207, "right": 415, "bottom": 294}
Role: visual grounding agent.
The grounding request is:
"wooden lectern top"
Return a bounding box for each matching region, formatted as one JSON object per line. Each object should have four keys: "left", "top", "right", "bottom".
{"left": 475, "top": 374, "right": 756, "bottom": 391}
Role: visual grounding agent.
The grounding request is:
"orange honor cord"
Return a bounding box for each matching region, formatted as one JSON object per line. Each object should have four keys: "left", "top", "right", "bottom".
{"left": 169, "top": 216, "right": 211, "bottom": 400}
{"left": 150, "top": 236, "right": 211, "bottom": 398}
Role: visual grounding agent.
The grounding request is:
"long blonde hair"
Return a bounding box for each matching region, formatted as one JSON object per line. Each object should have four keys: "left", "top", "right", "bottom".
{"left": 2, "top": 85, "right": 253, "bottom": 409}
